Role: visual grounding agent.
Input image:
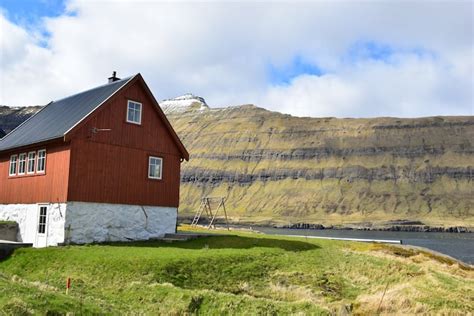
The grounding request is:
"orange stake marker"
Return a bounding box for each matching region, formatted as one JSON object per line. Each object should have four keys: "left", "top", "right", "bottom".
{"left": 66, "top": 277, "right": 71, "bottom": 295}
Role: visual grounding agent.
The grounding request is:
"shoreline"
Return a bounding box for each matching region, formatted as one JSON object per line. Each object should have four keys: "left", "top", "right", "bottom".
{"left": 270, "top": 222, "right": 473, "bottom": 233}
{"left": 178, "top": 217, "right": 474, "bottom": 233}
{"left": 179, "top": 224, "right": 474, "bottom": 266}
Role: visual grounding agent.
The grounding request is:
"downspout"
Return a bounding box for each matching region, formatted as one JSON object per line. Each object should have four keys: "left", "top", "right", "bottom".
{"left": 140, "top": 206, "right": 148, "bottom": 229}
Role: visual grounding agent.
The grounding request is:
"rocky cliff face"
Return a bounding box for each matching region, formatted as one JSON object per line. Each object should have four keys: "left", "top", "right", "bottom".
{"left": 161, "top": 93, "right": 209, "bottom": 113}
{"left": 1, "top": 98, "right": 473, "bottom": 227}
{"left": 163, "top": 97, "right": 473, "bottom": 227}
{"left": 0, "top": 106, "right": 43, "bottom": 135}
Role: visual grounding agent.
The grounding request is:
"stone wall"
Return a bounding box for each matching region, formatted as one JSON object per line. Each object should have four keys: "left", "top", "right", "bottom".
{"left": 0, "top": 202, "right": 177, "bottom": 246}
{"left": 0, "top": 221, "right": 18, "bottom": 241}
{"left": 65, "top": 202, "right": 177, "bottom": 244}
{"left": 0, "top": 203, "right": 66, "bottom": 246}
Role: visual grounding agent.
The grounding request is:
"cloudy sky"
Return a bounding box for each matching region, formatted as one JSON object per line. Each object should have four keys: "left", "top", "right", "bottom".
{"left": 0, "top": 0, "right": 472, "bottom": 117}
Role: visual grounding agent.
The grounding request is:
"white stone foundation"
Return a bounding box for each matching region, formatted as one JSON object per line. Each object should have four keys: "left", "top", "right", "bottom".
{"left": 0, "top": 203, "right": 66, "bottom": 247}
{"left": 0, "top": 202, "right": 177, "bottom": 247}
{"left": 65, "top": 202, "right": 177, "bottom": 244}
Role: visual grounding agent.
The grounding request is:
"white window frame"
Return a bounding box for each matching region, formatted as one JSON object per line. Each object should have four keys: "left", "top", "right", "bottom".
{"left": 148, "top": 156, "right": 163, "bottom": 180}
{"left": 27, "top": 151, "right": 36, "bottom": 174}
{"left": 126, "top": 100, "right": 142, "bottom": 125}
{"left": 37, "top": 149, "right": 46, "bottom": 173}
{"left": 18, "top": 153, "right": 27, "bottom": 175}
{"left": 9, "top": 155, "right": 18, "bottom": 176}
{"left": 37, "top": 205, "right": 48, "bottom": 235}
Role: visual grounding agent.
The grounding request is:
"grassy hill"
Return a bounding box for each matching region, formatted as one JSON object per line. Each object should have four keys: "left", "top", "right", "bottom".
{"left": 0, "top": 229, "right": 472, "bottom": 314}
{"left": 164, "top": 104, "right": 474, "bottom": 228}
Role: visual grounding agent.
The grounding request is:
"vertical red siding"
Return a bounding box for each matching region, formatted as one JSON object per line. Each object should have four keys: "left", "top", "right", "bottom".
{"left": 0, "top": 142, "right": 70, "bottom": 203}
{"left": 66, "top": 80, "right": 183, "bottom": 207}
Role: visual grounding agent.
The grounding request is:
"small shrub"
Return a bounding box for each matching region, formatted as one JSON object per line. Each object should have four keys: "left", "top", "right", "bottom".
{"left": 316, "top": 273, "right": 344, "bottom": 301}
{"left": 188, "top": 295, "right": 204, "bottom": 313}
{"left": 2, "top": 298, "right": 33, "bottom": 315}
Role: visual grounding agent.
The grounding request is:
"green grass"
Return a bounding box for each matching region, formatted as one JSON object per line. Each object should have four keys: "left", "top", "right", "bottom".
{"left": 0, "top": 275, "right": 105, "bottom": 314}
{"left": 0, "top": 229, "right": 472, "bottom": 314}
{"left": 0, "top": 221, "right": 16, "bottom": 225}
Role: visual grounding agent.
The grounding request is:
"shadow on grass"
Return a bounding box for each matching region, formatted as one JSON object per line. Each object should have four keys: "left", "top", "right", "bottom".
{"left": 104, "top": 235, "right": 319, "bottom": 252}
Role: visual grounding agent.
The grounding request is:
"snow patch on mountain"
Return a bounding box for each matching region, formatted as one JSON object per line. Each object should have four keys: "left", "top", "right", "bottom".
{"left": 160, "top": 94, "right": 209, "bottom": 114}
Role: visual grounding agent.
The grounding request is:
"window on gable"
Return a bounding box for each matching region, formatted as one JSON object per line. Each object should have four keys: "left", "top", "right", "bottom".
{"left": 18, "top": 153, "right": 26, "bottom": 175}
{"left": 127, "top": 100, "right": 142, "bottom": 125}
{"left": 37, "top": 149, "right": 46, "bottom": 173}
{"left": 27, "top": 151, "right": 36, "bottom": 174}
{"left": 148, "top": 156, "right": 162, "bottom": 180}
{"left": 9, "top": 155, "right": 17, "bottom": 176}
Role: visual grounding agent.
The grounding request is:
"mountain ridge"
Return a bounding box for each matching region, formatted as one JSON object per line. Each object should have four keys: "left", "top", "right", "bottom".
{"left": 1, "top": 98, "right": 473, "bottom": 227}
{"left": 161, "top": 93, "right": 210, "bottom": 114}
{"left": 161, "top": 99, "right": 473, "bottom": 227}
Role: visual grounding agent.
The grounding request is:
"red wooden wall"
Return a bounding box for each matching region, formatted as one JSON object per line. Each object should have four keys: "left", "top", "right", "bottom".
{"left": 0, "top": 142, "right": 70, "bottom": 204}
{"left": 66, "top": 79, "right": 183, "bottom": 207}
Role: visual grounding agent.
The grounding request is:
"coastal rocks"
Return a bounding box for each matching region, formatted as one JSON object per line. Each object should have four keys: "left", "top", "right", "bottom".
{"left": 279, "top": 223, "right": 325, "bottom": 230}
{"left": 278, "top": 222, "right": 472, "bottom": 233}
{"left": 177, "top": 216, "right": 472, "bottom": 233}
{"left": 365, "top": 225, "right": 470, "bottom": 233}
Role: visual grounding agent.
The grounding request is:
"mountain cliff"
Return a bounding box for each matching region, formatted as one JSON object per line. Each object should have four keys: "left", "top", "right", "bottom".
{"left": 1, "top": 97, "right": 473, "bottom": 227}
{"left": 0, "top": 106, "right": 43, "bottom": 134}
{"left": 162, "top": 95, "right": 473, "bottom": 228}
{"left": 161, "top": 93, "right": 210, "bottom": 113}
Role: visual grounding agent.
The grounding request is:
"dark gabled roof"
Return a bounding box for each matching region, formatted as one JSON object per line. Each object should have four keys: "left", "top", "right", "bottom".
{"left": 0, "top": 128, "right": 5, "bottom": 139}
{"left": 0, "top": 73, "right": 189, "bottom": 160}
{"left": 0, "top": 76, "right": 134, "bottom": 151}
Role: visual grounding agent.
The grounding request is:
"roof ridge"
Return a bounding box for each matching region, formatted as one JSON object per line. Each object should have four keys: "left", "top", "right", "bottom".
{"left": 63, "top": 75, "right": 137, "bottom": 136}
{"left": 52, "top": 75, "right": 134, "bottom": 104}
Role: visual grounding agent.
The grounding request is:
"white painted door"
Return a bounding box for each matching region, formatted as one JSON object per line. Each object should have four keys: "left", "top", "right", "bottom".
{"left": 35, "top": 205, "right": 49, "bottom": 247}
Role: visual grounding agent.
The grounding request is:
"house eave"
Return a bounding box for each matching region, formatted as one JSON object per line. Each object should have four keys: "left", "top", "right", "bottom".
{"left": 0, "top": 137, "right": 65, "bottom": 155}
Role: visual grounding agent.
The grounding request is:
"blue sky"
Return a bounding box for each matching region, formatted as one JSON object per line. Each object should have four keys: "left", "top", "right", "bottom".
{"left": 347, "top": 41, "right": 396, "bottom": 63}
{"left": 2, "top": 0, "right": 326, "bottom": 86}
{"left": 1, "top": 0, "right": 66, "bottom": 25}
{"left": 1, "top": 0, "right": 72, "bottom": 46}
{"left": 2, "top": 0, "right": 411, "bottom": 83}
{"left": 267, "top": 56, "right": 324, "bottom": 85}
{"left": 0, "top": 1, "right": 472, "bottom": 117}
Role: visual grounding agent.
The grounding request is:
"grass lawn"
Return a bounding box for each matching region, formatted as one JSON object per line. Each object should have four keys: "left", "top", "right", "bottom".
{"left": 0, "top": 227, "right": 472, "bottom": 315}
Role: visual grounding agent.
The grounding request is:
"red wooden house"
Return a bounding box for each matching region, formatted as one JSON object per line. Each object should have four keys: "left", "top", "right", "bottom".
{"left": 0, "top": 73, "right": 189, "bottom": 247}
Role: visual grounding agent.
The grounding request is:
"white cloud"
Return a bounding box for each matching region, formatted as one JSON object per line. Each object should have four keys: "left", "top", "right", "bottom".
{"left": 0, "top": 0, "right": 472, "bottom": 117}
{"left": 261, "top": 74, "right": 361, "bottom": 117}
